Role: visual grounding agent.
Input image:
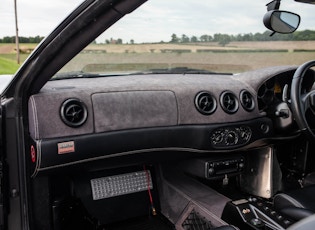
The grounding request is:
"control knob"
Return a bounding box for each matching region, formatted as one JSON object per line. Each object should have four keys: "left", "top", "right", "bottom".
{"left": 211, "top": 131, "right": 224, "bottom": 144}
{"left": 225, "top": 131, "right": 238, "bottom": 145}
{"left": 239, "top": 126, "right": 252, "bottom": 142}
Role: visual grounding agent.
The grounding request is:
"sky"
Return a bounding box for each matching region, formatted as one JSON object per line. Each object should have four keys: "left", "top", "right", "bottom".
{"left": 1, "top": 0, "right": 315, "bottom": 43}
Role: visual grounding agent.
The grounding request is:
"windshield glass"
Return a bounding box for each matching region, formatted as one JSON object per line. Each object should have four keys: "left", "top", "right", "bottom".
{"left": 56, "top": 0, "right": 315, "bottom": 77}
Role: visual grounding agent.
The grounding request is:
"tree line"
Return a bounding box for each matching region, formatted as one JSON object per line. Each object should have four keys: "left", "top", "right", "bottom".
{"left": 170, "top": 30, "right": 315, "bottom": 46}
{"left": 0, "top": 36, "right": 44, "bottom": 43}
{"left": 1, "top": 30, "right": 315, "bottom": 45}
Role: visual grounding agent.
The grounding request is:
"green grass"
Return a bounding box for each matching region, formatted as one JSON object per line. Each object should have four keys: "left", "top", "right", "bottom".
{"left": 0, "top": 57, "right": 20, "bottom": 74}
{"left": 0, "top": 53, "right": 29, "bottom": 62}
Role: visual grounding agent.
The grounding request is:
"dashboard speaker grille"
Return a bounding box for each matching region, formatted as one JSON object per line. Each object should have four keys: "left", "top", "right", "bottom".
{"left": 60, "top": 98, "right": 88, "bottom": 127}
{"left": 195, "top": 91, "right": 217, "bottom": 115}
{"left": 240, "top": 90, "right": 255, "bottom": 112}
{"left": 220, "top": 91, "right": 239, "bottom": 114}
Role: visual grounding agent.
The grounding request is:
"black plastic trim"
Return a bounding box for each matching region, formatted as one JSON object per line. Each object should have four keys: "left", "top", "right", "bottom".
{"left": 32, "top": 117, "right": 274, "bottom": 175}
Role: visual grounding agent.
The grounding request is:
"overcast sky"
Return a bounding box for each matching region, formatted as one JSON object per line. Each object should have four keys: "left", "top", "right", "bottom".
{"left": 1, "top": 0, "right": 315, "bottom": 43}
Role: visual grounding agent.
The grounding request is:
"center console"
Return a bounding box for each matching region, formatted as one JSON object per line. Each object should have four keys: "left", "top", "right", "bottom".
{"left": 176, "top": 146, "right": 291, "bottom": 230}
{"left": 182, "top": 155, "right": 245, "bottom": 180}
{"left": 222, "top": 197, "right": 295, "bottom": 230}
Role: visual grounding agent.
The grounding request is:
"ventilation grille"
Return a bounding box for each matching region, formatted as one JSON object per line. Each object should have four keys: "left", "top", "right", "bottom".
{"left": 195, "top": 91, "right": 217, "bottom": 115}
{"left": 60, "top": 98, "right": 88, "bottom": 127}
{"left": 240, "top": 90, "right": 255, "bottom": 112}
{"left": 90, "top": 171, "right": 153, "bottom": 200}
{"left": 220, "top": 91, "right": 239, "bottom": 114}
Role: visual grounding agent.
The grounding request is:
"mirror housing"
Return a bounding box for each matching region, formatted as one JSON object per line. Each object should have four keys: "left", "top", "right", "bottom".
{"left": 295, "top": 0, "right": 315, "bottom": 4}
{"left": 263, "top": 10, "right": 300, "bottom": 34}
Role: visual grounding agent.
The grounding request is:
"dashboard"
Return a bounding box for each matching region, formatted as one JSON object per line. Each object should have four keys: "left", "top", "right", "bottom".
{"left": 27, "top": 66, "right": 315, "bottom": 176}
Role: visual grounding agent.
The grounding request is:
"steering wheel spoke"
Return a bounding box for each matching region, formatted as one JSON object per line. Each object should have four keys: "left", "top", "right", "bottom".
{"left": 301, "top": 93, "right": 311, "bottom": 113}
{"left": 307, "top": 91, "right": 315, "bottom": 112}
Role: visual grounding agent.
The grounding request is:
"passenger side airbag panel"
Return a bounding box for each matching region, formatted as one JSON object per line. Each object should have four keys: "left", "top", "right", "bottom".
{"left": 92, "top": 91, "right": 178, "bottom": 132}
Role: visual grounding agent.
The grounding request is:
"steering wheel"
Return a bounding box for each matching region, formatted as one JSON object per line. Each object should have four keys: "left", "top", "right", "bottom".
{"left": 291, "top": 60, "right": 315, "bottom": 140}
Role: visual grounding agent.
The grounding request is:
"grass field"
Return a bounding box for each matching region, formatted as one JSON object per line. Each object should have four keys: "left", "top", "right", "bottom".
{"left": 1, "top": 41, "right": 315, "bottom": 74}
{"left": 63, "top": 41, "right": 315, "bottom": 73}
{"left": 0, "top": 57, "right": 20, "bottom": 74}
{"left": 0, "top": 43, "right": 37, "bottom": 74}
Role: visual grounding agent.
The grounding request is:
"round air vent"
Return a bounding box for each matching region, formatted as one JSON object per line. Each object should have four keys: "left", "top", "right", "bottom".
{"left": 195, "top": 91, "right": 217, "bottom": 115}
{"left": 240, "top": 90, "right": 255, "bottom": 112}
{"left": 60, "top": 98, "right": 88, "bottom": 127}
{"left": 220, "top": 91, "right": 239, "bottom": 114}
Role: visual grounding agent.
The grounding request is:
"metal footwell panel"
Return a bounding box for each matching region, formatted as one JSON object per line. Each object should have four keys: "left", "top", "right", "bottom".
{"left": 91, "top": 170, "right": 153, "bottom": 200}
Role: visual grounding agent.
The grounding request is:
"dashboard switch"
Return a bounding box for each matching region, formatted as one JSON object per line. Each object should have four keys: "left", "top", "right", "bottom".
{"left": 260, "top": 123, "right": 270, "bottom": 133}
{"left": 275, "top": 109, "right": 289, "bottom": 118}
{"left": 250, "top": 218, "right": 264, "bottom": 228}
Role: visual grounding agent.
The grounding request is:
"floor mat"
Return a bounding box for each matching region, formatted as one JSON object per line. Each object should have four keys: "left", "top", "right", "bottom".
{"left": 104, "top": 215, "right": 174, "bottom": 230}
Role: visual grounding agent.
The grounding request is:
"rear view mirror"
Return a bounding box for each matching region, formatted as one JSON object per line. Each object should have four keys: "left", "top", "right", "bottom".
{"left": 263, "top": 10, "right": 300, "bottom": 34}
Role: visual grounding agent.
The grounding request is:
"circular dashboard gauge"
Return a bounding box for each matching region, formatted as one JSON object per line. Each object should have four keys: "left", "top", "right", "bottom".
{"left": 274, "top": 81, "right": 282, "bottom": 94}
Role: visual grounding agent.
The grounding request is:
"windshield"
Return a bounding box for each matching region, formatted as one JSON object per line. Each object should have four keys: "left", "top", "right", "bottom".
{"left": 56, "top": 0, "right": 315, "bottom": 77}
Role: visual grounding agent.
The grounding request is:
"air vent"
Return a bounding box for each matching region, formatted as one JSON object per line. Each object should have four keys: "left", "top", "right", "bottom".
{"left": 195, "top": 91, "right": 217, "bottom": 115}
{"left": 240, "top": 90, "right": 255, "bottom": 112}
{"left": 60, "top": 98, "right": 88, "bottom": 127}
{"left": 220, "top": 91, "right": 239, "bottom": 114}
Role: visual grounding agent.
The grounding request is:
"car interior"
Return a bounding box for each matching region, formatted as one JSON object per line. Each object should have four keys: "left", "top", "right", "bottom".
{"left": 25, "top": 59, "right": 315, "bottom": 230}
{"left": 4, "top": 0, "right": 315, "bottom": 230}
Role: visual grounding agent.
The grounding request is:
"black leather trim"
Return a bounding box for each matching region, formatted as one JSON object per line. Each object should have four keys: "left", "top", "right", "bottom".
{"left": 33, "top": 117, "right": 273, "bottom": 175}
{"left": 281, "top": 207, "right": 313, "bottom": 221}
{"left": 290, "top": 60, "right": 315, "bottom": 140}
{"left": 287, "top": 214, "right": 315, "bottom": 230}
{"left": 213, "top": 226, "right": 238, "bottom": 230}
{"left": 274, "top": 185, "right": 315, "bottom": 221}
{"left": 274, "top": 193, "right": 304, "bottom": 210}
{"left": 275, "top": 185, "right": 315, "bottom": 212}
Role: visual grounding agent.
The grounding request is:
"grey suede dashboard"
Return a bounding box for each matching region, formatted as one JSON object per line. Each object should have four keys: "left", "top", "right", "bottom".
{"left": 28, "top": 66, "right": 296, "bottom": 140}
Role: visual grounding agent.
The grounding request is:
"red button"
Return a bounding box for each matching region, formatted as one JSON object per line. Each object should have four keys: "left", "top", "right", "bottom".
{"left": 31, "top": 145, "right": 36, "bottom": 163}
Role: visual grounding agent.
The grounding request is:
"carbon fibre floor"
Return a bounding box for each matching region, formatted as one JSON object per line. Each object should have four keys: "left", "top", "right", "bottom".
{"left": 104, "top": 215, "right": 174, "bottom": 230}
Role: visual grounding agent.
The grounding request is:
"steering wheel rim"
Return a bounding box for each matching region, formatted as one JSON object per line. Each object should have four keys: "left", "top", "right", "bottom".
{"left": 290, "top": 60, "right": 315, "bottom": 140}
